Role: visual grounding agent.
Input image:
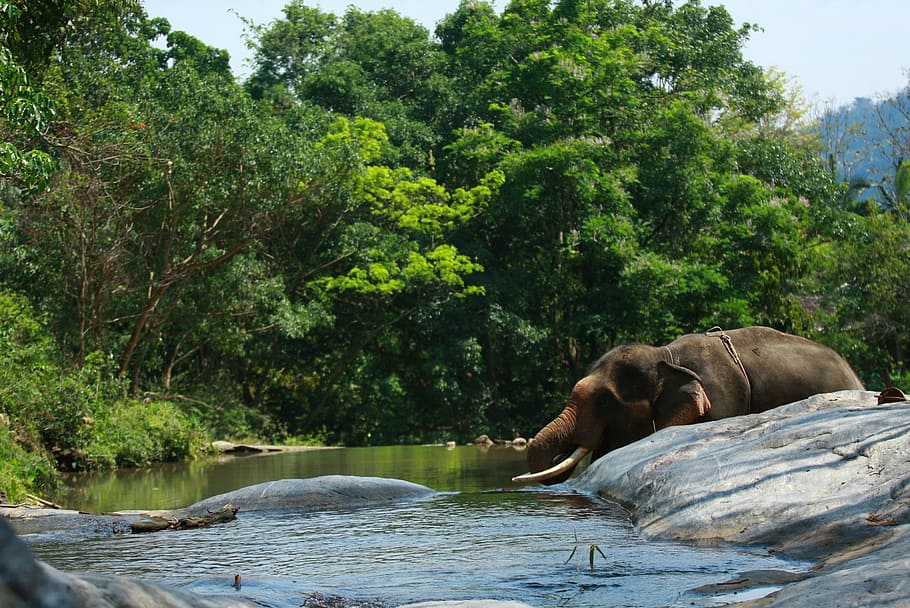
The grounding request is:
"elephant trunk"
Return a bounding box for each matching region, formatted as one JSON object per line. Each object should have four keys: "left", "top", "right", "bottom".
{"left": 515, "top": 403, "right": 586, "bottom": 485}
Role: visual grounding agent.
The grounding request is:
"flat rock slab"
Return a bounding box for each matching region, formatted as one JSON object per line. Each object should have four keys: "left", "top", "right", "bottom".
{"left": 210, "top": 440, "right": 339, "bottom": 455}
{"left": 573, "top": 390, "right": 910, "bottom": 606}
{"left": 401, "top": 603, "right": 535, "bottom": 608}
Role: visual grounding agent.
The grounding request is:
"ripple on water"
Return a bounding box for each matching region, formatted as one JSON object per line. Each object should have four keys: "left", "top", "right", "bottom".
{"left": 25, "top": 488, "right": 805, "bottom": 608}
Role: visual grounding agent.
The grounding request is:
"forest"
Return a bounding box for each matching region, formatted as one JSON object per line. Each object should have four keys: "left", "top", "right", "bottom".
{"left": 2, "top": 0, "right": 909, "bottom": 500}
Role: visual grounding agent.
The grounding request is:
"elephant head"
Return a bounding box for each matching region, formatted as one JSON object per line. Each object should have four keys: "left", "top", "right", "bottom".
{"left": 513, "top": 344, "right": 711, "bottom": 485}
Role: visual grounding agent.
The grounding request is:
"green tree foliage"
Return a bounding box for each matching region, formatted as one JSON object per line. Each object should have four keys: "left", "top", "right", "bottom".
{"left": 428, "top": 0, "right": 836, "bottom": 424}
{"left": 0, "top": 288, "right": 202, "bottom": 499}
{"left": 233, "top": 117, "right": 500, "bottom": 442}
{"left": 0, "top": 3, "right": 57, "bottom": 189}
{"left": 815, "top": 171, "right": 910, "bottom": 388}
{"left": 244, "top": 0, "right": 847, "bottom": 439}
{"left": 246, "top": 1, "right": 448, "bottom": 167}
{"left": 1, "top": 0, "right": 877, "bottom": 478}
{"left": 2, "top": 1, "right": 494, "bottom": 455}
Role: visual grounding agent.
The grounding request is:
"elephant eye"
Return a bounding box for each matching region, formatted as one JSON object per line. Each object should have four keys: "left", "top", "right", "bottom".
{"left": 595, "top": 390, "right": 621, "bottom": 414}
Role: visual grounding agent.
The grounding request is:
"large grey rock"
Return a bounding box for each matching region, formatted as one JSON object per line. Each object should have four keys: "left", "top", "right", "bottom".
{"left": 745, "top": 526, "right": 910, "bottom": 607}
{"left": 173, "top": 475, "right": 435, "bottom": 518}
{"left": 401, "top": 602, "right": 535, "bottom": 608}
{"left": 572, "top": 390, "right": 910, "bottom": 606}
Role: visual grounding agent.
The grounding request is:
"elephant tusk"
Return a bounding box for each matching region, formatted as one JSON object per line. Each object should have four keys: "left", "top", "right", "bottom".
{"left": 511, "top": 446, "right": 592, "bottom": 483}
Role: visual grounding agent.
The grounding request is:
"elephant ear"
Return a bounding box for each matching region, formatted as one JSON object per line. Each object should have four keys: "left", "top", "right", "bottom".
{"left": 653, "top": 361, "right": 711, "bottom": 429}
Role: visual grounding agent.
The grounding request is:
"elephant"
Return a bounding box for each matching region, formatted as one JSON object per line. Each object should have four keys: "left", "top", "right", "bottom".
{"left": 513, "top": 327, "right": 864, "bottom": 485}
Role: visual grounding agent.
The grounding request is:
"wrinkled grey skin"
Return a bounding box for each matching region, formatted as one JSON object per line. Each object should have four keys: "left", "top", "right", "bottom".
{"left": 525, "top": 327, "right": 864, "bottom": 485}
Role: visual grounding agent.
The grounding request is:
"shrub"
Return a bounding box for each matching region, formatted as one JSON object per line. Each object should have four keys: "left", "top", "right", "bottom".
{"left": 0, "top": 422, "right": 57, "bottom": 502}
{"left": 82, "top": 399, "right": 205, "bottom": 468}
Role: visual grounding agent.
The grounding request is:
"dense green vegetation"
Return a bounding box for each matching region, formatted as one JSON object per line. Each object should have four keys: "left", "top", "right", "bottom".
{"left": 2, "top": 0, "right": 909, "bottom": 500}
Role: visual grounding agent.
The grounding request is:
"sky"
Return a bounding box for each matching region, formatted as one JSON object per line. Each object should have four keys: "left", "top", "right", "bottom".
{"left": 142, "top": 0, "right": 910, "bottom": 107}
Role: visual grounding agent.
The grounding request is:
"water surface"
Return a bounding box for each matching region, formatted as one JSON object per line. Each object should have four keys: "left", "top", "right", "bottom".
{"left": 24, "top": 445, "right": 804, "bottom": 607}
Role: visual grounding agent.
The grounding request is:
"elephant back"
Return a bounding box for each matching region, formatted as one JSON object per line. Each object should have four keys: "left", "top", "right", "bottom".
{"left": 673, "top": 327, "right": 863, "bottom": 417}
{"left": 726, "top": 327, "right": 863, "bottom": 412}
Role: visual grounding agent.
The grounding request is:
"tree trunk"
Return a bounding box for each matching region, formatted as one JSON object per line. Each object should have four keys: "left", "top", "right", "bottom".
{"left": 130, "top": 504, "right": 238, "bottom": 533}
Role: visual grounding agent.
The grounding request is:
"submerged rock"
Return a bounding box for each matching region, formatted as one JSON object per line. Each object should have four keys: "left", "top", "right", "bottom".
{"left": 210, "top": 441, "right": 338, "bottom": 455}
{"left": 401, "top": 602, "right": 535, "bottom": 608}
{"left": 573, "top": 390, "right": 910, "bottom": 606}
{"left": 172, "top": 475, "right": 435, "bottom": 518}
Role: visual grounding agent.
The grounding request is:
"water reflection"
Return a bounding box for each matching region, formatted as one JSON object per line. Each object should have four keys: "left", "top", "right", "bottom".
{"left": 53, "top": 445, "right": 529, "bottom": 512}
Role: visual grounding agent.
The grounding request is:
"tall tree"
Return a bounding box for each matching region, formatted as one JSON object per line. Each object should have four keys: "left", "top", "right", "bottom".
{"left": 8, "top": 5, "right": 492, "bottom": 412}
{"left": 433, "top": 0, "right": 836, "bottom": 430}
{"left": 0, "top": 3, "right": 60, "bottom": 190}
{"left": 247, "top": 2, "right": 449, "bottom": 168}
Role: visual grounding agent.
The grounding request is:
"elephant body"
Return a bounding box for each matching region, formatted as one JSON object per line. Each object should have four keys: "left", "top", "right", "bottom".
{"left": 515, "top": 327, "right": 864, "bottom": 485}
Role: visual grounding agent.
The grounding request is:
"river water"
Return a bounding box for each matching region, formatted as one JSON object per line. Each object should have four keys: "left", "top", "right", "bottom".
{"left": 21, "top": 445, "right": 804, "bottom": 607}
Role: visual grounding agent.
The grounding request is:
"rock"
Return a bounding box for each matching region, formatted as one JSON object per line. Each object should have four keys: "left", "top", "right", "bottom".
{"left": 3, "top": 507, "right": 136, "bottom": 537}
{"left": 4, "top": 476, "right": 434, "bottom": 540}
{"left": 473, "top": 434, "right": 494, "bottom": 446}
{"left": 401, "top": 602, "right": 535, "bottom": 608}
{"left": 1, "top": 476, "right": 436, "bottom": 607}
{"left": 210, "top": 441, "right": 337, "bottom": 455}
{"left": 572, "top": 390, "right": 910, "bottom": 606}
{"left": 511, "top": 437, "right": 527, "bottom": 448}
{"left": 210, "top": 440, "right": 269, "bottom": 454}
{"left": 154, "top": 475, "right": 435, "bottom": 519}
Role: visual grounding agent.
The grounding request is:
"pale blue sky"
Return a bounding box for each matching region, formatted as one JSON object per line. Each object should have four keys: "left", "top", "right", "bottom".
{"left": 142, "top": 0, "right": 910, "bottom": 107}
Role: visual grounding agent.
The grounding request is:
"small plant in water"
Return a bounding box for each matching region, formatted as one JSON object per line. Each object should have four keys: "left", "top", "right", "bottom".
{"left": 564, "top": 530, "right": 608, "bottom": 571}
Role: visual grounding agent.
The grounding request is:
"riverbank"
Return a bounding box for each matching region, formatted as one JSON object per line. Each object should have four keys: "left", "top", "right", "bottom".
{"left": 574, "top": 389, "right": 910, "bottom": 606}
{"left": 210, "top": 440, "right": 341, "bottom": 455}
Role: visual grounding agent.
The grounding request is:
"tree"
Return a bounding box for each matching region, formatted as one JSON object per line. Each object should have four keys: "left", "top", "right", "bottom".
{"left": 247, "top": 2, "right": 450, "bottom": 168}
{"left": 1, "top": 0, "right": 864, "bottom": 449}
{"left": 804, "top": 78, "right": 910, "bottom": 387}
{"left": 430, "top": 0, "right": 834, "bottom": 431}
{"left": 2, "top": 4, "right": 497, "bottom": 444}
{"left": 0, "top": 4, "right": 56, "bottom": 190}
{"left": 19, "top": 18, "right": 311, "bottom": 383}
{"left": 237, "top": 117, "right": 502, "bottom": 438}
{"left": 818, "top": 207, "right": 910, "bottom": 386}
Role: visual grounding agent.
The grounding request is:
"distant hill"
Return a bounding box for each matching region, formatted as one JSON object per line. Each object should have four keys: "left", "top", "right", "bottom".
{"left": 815, "top": 93, "right": 910, "bottom": 203}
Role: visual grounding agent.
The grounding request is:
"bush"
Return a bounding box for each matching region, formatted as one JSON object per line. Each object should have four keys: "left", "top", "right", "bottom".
{"left": 0, "top": 422, "right": 57, "bottom": 503}
{"left": 188, "top": 394, "right": 281, "bottom": 443}
{"left": 0, "top": 290, "right": 59, "bottom": 447}
{"left": 82, "top": 399, "right": 205, "bottom": 468}
{"left": 0, "top": 289, "right": 208, "bottom": 494}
